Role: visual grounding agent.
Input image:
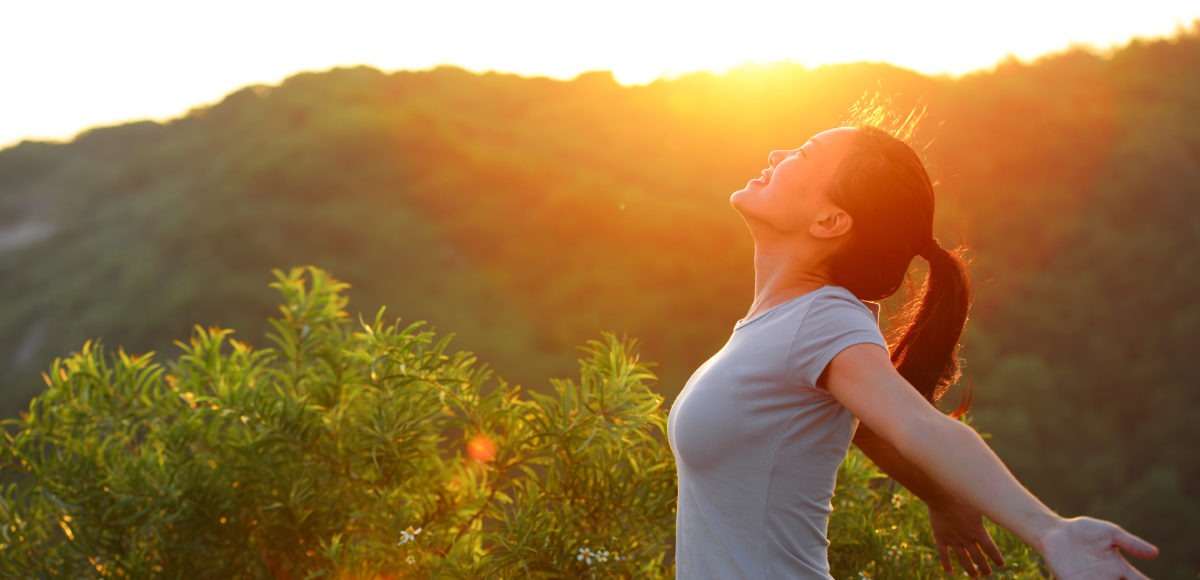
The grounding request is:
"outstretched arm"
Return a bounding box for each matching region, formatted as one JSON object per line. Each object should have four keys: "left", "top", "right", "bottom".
{"left": 853, "top": 425, "right": 1004, "bottom": 577}
{"left": 828, "top": 344, "right": 1159, "bottom": 579}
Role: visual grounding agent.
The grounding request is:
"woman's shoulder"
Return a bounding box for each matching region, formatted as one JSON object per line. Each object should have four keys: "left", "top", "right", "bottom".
{"left": 794, "top": 286, "right": 885, "bottom": 348}
{"left": 736, "top": 286, "right": 878, "bottom": 331}
{"left": 787, "top": 286, "right": 886, "bottom": 386}
{"left": 810, "top": 285, "right": 881, "bottom": 319}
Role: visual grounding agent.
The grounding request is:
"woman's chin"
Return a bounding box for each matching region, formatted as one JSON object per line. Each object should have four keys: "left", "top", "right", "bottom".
{"left": 730, "top": 189, "right": 747, "bottom": 209}
{"left": 730, "top": 185, "right": 755, "bottom": 208}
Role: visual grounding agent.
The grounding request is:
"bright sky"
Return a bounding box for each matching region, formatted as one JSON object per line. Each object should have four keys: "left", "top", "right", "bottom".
{"left": 2, "top": 1, "right": 1197, "bottom": 147}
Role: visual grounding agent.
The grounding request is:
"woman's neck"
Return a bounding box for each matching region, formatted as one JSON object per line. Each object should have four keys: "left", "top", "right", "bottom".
{"left": 745, "top": 242, "right": 833, "bottom": 321}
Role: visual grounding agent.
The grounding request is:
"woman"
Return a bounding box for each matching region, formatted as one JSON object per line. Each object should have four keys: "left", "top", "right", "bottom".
{"left": 667, "top": 124, "right": 1158, "bottom": 578}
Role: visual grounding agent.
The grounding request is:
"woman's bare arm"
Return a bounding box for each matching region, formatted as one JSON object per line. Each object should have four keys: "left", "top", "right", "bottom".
{"left": 853, "top": 424, "right": 1004, "bottom": 577}
{"left": 852, "top": 424, "right": 950, "bottom": 504}
{"left": 827, "top": 343, "right": 1158, "bottom": 579}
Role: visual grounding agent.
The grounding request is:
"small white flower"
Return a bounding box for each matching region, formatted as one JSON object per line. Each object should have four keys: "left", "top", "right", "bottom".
{"left": 577, "top": 545, "right": 626, "bottom": 566}
{"left": 406, "top": 555, "right": 415, "bottom": 565}
{"left": 397, "top": 525, "right": 423, "bottom": 546}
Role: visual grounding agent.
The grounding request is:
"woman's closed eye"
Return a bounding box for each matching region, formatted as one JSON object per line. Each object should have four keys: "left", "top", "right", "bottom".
{"left": 768, "top": 150, "right": 802, "bottom": 168}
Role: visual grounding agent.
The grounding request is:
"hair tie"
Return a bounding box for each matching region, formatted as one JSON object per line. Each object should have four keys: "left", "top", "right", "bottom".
{"left": 918, "top": 238, "right": 940, "bottom": 259}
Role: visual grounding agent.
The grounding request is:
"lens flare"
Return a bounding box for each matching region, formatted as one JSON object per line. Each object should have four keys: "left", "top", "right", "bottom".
{"left": 467, "top": 433, "right": 498, "bottom": 463}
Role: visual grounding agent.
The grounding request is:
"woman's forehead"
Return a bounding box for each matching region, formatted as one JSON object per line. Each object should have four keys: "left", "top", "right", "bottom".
{"left": 804, "top": 127, "right": 858, "bottom": 157}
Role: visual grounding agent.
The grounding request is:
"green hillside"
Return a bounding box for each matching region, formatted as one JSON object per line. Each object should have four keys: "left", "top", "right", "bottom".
{"left": 1, "top": 26, "right": 1197, "bottom": 576}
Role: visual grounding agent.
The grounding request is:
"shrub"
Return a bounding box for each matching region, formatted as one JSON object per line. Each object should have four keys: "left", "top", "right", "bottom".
{"left": 1, "top": 267, "right": 1041, "bottom": 578}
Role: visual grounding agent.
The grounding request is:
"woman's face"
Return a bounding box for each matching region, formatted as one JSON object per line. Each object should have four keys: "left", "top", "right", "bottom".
{"left": 730, "top": 127, "right": 856, "bottom": 235}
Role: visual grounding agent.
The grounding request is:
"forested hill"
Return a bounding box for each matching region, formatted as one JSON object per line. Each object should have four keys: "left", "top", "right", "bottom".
{"left": 2, "top": 28, "right": 1198, "bottom": 576}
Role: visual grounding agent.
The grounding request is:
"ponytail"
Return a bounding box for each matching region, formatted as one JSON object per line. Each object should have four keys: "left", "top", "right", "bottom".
{"left": 825, "top": 125, "right": 973, "bottom": 414}
{"left": 888, "top": 241, "right": 972, "bottom": 412}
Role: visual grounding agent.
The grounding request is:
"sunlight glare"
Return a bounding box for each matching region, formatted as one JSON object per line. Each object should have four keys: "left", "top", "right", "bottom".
{"left": 1, "top": 0, "right": 1197, "bottom": 145}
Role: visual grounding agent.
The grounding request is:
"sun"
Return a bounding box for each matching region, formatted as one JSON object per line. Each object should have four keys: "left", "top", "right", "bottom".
{"left": 1, "top": 0, "right": 1197, "bottom": 145}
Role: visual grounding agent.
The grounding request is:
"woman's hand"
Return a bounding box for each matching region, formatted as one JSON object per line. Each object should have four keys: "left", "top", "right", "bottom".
{"left": 927, "top": 499, "right": 1005, "bottom": 577}
{"left": 1040, "top": 517, "right": 1158, "bottom": 579}
{"left": 826, "top": 346, "right": 1157, "bottom": 578}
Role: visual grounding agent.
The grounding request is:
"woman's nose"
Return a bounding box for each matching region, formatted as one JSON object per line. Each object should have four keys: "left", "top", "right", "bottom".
{"left": 767, "top": 150, "right": 786, "bottom": 166}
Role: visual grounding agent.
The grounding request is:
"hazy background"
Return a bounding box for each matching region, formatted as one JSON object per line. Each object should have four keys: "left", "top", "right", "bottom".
{"left": 4, "top": 0, "right": 1198, "bottom": 146}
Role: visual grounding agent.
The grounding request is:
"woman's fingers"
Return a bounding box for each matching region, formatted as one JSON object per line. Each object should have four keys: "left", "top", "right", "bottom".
{"left": 964, "top": 542, "right": 992, "bottom": 577}
{"left": 1114, "top": 528, "right": 1159, "bottom": 560}
{"left": 978, "top": 531, "right": 1006, "bottom": 569}
{"left": 953, "top": 546, "right": 977, "bottom": 578}
{"left": 937, "top": 543, "right": 954, "bottom": 575}
{"left": 936, "top": 535, "right": 1003, "bottom": 576}
{"left": 1125, "top": 565, "right": 1152, "bottom": 580}
{"left": 1116, "top": 555, "right": 1153, "bottom": 580}
{"left": 1043, "top": 517, "right": 1158, "bottom": 579}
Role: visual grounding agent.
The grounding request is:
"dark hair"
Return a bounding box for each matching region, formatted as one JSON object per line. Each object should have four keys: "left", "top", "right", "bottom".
{"left": 825, "top": 126, "right": 971, "bottom": 409}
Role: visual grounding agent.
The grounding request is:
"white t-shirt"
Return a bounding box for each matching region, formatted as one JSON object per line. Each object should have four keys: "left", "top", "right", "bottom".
{"left": 668, "top": 285, "right": 888, "bottom": 579}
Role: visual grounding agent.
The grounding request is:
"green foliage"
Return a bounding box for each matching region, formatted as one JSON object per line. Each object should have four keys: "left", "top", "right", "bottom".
{"left": 0, "top": 267, "right": 670, "bottom": 577}
{"left": 1, "top": 267, "right": 1042, "bottom": 577}
{"left": 828, "top": 438, "right": 1042, "bottom": 580}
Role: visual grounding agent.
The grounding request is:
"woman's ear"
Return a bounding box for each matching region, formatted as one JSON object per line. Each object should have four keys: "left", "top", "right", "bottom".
{"left": 810, "top": 208, "right": 853, "bottom": 240}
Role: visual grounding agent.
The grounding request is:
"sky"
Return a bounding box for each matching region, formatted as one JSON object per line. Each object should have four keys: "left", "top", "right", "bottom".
{"left": 2, "top": 1, "right": 1198, "bottom": 148}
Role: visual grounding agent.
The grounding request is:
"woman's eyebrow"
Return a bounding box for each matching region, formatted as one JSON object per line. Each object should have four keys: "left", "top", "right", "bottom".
{"left": 796, "top": 139, "right": 819, "bottom": 157}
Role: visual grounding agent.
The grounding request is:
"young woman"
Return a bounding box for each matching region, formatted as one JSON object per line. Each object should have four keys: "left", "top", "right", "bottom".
{"left": 667, "top": 125, "right": 1158, "bottom": 579}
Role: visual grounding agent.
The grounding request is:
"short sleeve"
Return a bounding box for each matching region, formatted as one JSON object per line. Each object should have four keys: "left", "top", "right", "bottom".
{"left": 789, "top": 289, "right": 888, "bottom": 387}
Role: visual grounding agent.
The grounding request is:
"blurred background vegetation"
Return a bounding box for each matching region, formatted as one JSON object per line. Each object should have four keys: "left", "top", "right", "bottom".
{"left": 0, "top": 268, "right": 1042, "bottom": 577}
{"left": 0, "top": 25, "right": 1196, "bottom": 577}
